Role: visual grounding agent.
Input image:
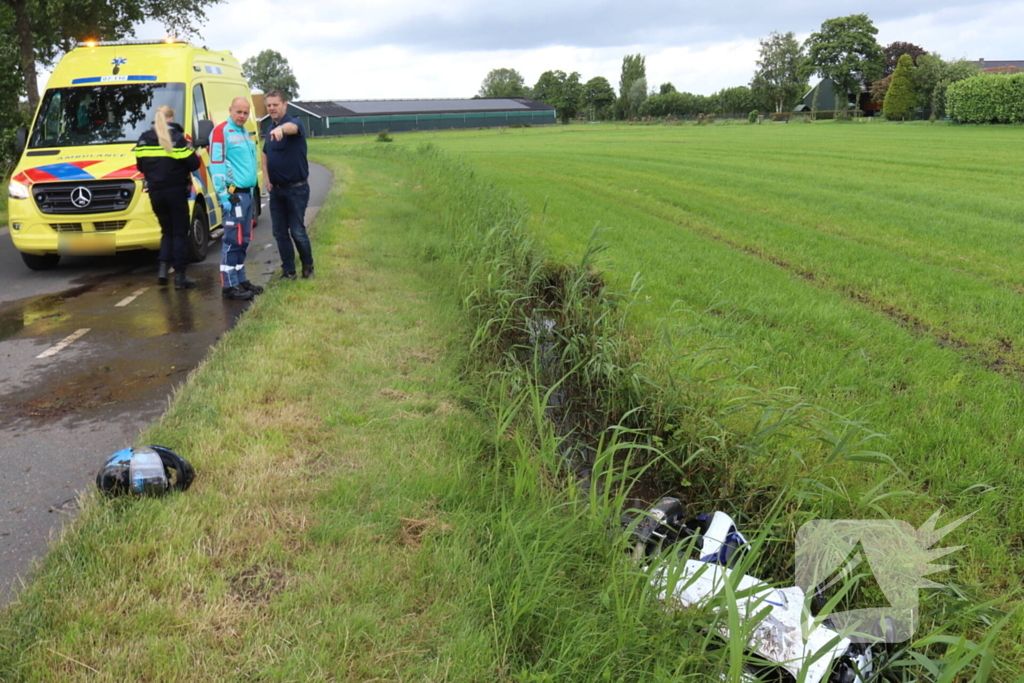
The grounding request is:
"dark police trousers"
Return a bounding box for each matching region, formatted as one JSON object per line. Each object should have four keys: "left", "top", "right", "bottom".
{"left": 150, "top": 187, "right": 191, "bottom": 272}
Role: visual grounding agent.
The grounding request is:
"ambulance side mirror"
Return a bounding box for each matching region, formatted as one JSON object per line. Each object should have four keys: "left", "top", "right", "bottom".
{"left": 14, "top": 127, "right": 27, "bottom": 155}
{"left": 195, "top": 120, "right": 214, "bottom": 148}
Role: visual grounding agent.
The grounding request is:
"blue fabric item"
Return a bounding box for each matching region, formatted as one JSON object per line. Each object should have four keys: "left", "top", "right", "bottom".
{"left": 219, "top": 192, "right": 254, "bottom": 288}
{"left": 262, "top": 114, "right": 308, "bottom": 185}
{"left": 269, "top": 182, "right": 312, "bottom": 274}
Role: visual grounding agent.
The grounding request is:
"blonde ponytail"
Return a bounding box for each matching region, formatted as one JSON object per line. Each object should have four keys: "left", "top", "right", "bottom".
{"left": 154, "top": 105, "right": 175, "bottom": 153}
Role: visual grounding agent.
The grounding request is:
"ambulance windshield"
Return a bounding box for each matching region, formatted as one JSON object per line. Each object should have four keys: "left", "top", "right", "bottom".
{"left": 29, "top": 82, "right": 186, "bottom": 148}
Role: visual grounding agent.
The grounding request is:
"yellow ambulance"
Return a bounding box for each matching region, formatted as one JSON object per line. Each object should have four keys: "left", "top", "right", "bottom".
{"left": 8, "top": 40, "right": 261, "bottom": 270}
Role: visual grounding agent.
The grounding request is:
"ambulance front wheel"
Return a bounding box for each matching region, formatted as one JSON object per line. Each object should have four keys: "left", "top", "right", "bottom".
{"left": 21, "top": 252, "right": 60, "bottom": 270}
{"left": 187, "top": 204, "right": 209, "bottom": 262}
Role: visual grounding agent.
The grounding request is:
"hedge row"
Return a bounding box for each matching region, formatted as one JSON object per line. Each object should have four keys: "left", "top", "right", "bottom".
{"left": 769, "top": 110, "right": 857, "bottom": 122}
{"left": 946, "top": 73, "right": 1024, "bottom": 123}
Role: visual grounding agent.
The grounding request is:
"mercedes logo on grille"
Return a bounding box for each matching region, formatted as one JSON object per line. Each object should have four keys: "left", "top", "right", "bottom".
{"left": 70, "top": 186, "right": 93, "bottom": 208}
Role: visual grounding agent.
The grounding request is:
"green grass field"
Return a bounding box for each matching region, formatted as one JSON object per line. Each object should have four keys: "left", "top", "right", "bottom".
{"left": 323, "top": 121, "right": 1024, "bottom": 661}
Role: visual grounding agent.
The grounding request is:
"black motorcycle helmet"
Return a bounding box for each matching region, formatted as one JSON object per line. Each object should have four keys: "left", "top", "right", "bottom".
{"left": 96, "top": 445, "right": 195, "bottom": 496}
{"left": 628, "top": 497, "right": 691, "bottom": 559}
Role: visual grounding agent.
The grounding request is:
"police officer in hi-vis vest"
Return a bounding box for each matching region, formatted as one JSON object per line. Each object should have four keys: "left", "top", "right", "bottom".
{"left": 135, "top": 105, "right": 200, "bottom": 289}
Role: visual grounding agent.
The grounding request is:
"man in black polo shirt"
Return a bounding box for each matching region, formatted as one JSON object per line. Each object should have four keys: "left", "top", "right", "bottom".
{"left": 261, "top": 89, "right": 314, "bottom": 279}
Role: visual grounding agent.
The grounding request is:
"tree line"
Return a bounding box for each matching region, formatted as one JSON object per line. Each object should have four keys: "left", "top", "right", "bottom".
{"left": 478, "top": 13, "right": 985, "bottom": 122}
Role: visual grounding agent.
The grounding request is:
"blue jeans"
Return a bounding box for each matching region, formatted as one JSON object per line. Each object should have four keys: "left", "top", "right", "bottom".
{"left": 220, "top": 192, "right": 254, "bottom": 288}
{"left": 269, "top": 182, "right": 313, "bottom": 274}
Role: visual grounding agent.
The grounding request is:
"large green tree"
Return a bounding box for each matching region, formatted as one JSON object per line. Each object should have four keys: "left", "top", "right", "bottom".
{"left": 618, "top": 53, "right": 645, "bottom": 119}
{"left": 932, "top": 59, "right": 981, "bottom": 117}
{"left": 911, "top": 53, "right": 944, "bottom": 111}
{"left": 477, "top": 67, "right": 525, "bottom": 98}
{"left": 242, "top": 50, "right": 299, "bottom": 101}
{"left": 627, "top": 77, "right": 648, "bottom": 118}
{"left": 877, "top": 52, "right": 973, "bottom": 114}
{"left": 4, "top": 0, "right": 224, "bottom": 110}
{"left": 750, "top": 30, "right": 808, "bottom": 113}
{"left": 883, "top": 53, "right": 916, "bottom": 120}
{"left": 582, "top": 76, "right": 615, "bottom": 119}
{"left": 713, "top": 85, "right": 757, "bottom": 115}
{"left": 557, "top": 71, "right": 583, "bottom": 123}
{"left": 532, "top": 69, "right": 563, "bottom": 104}
{"left": 533, "top": 70, "right": 583, "bottom": 123}
{"left": 0, "top": 5, "right": 26, "bottom": 165}
{"left": 640, "top": 90, "right": 711, "bottom": 117}
{"left": 804, "top": 13, "right": 884, "bottom": 111}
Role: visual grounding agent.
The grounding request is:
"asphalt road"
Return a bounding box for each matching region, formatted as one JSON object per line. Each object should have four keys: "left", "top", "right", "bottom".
{"left": 0, "top": 164, "right": 332, "bottom": 605}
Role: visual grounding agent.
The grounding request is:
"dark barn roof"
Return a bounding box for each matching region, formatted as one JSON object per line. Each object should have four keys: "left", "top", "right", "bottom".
{"left": 289, "top": 98, "right": 555, "bottom": 119}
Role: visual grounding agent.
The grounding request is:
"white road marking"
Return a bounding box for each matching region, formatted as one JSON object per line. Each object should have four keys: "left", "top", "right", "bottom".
{"left": 115, "top": 287, "right": 148, "bottom": 307}
{"left": 37, "top": 328, "right": 90, "bottom": 359}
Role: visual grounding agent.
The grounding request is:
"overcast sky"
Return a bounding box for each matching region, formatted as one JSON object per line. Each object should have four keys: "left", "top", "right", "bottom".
{"left": 138, "top": 0, "right": 1021, "bottom": 101}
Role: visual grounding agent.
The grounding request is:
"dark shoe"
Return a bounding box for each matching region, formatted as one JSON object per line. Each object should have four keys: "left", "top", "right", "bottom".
{"left": 301, "top": 265, "right": 315, "bottom": 279}
{"left": 157, "top": 261, "right": 169, "bottom": 285}
{"left": 281, "top": 271, "right": 297, "bottom": 280}
{"left": 174, "top": 272, "right": 197, "bottom": 290}
{"left": 222, "top": 286, "right": 254, "bottom": 301}
{"left": 240, "top": 280, "right": 264, "bottom": 295}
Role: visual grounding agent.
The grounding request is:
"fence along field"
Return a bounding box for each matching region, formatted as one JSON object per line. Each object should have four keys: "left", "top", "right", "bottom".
{"left": 330, "top": 121, "right": 1024, "bottom": 661}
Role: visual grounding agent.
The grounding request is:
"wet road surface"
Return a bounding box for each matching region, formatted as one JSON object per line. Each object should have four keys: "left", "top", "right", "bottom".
{"left": 0, "top": 164, "right": 331, "bottom": 605}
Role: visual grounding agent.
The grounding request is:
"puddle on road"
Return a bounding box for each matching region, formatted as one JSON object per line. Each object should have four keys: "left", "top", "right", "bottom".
{"left": 0, "top": 285, "right": 95, "bottom": 344}
{"left": 0, "top": 268, "right": 253, "bottom": 427}
{"left": 1, "top": 357, "right": 189, "bottom": 427}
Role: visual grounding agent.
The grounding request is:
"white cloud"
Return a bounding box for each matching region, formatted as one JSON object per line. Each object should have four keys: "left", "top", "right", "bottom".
{"left": 876, "top": 2, "right": 1024, "bottom": 62}
{"left": 75, "top": 1, "right": 1024, "bottom": 100}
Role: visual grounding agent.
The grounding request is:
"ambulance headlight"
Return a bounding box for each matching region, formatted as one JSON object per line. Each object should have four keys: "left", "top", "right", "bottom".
{"left": 8, "top": 180, "right": 29, "bottom": 200}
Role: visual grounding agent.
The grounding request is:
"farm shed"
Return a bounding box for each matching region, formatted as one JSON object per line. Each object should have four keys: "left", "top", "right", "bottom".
{"left": 802, "top": 78, "right": 880, "bottom": 116}
{"left": 260, "top": 98, "right": 557, "bottom": 137}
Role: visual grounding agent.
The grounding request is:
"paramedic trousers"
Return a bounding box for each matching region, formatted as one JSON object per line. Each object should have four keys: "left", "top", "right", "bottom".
{"left": 150, "top": 187, "right": 190, "bottom": 272}
{"left": 220, "top": 192, "right": 254, "bottom": 288}
{"left": 269, "top": 181, "right": 313, "bottom": 275}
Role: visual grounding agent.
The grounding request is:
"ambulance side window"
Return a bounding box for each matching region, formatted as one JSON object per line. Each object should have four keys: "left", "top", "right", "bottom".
{"left": 192, "top": 84, "right": 208, "bottom": 139}
{"left": 43, "top": 92, "right": 62, "bottom": 141}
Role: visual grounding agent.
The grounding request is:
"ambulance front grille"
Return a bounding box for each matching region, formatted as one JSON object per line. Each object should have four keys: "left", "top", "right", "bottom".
{"left": 94, "top": 220, "right": 127, "bottom": 231}
{"left": 32, "top": 180, "right": 136, "bottom": 215}
{"left": 50, "top": 223, "right": 83, "bottom": 232}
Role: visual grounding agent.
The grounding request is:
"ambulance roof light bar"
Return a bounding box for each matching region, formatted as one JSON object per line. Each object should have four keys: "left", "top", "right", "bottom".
{"left": 76, "top": 38, "right": 186, "bottom": 48}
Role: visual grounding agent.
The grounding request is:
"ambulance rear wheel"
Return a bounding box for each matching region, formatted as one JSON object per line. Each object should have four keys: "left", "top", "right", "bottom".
{"left": 188, "top": 204, "right": 209, "bottom": 262}
{"left": 21, "top": 252, "right": 60, "bottom": 270}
